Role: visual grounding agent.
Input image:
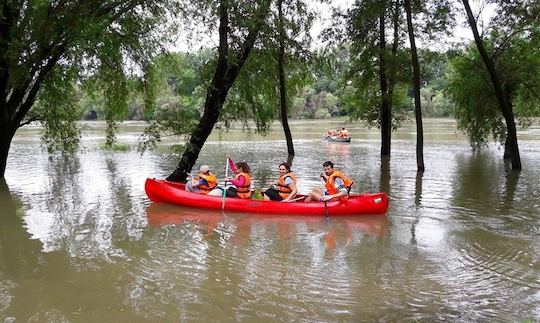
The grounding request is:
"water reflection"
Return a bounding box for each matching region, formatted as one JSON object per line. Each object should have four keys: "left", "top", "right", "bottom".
{"left": 450, "top": 151, "right": 538, "bottom": 232}
{"left": 2, "top": 120, "right": 539, "bottom": 321}
{"left": 415, "top": 171, "right": 423, "bottom": 207}
{"left": 146, "top": 203, "right": 389, "bottom": 243}
{"left": 325, "top": 142, "right": 350, "bottom": 160}
{"left": 379, "top": 156, "right": 391, "bottom": 194}
{"left": 501, "top": 168, "right": 519, "bottom": 213}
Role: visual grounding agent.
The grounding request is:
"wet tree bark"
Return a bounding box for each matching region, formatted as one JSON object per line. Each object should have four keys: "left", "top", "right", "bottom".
{"left": 404, "top": 0, "right": 425, "bottom": 172}
{"left": 277, "top": 0, "right": 294, "bottom": 157}
{"left": 385, "top": 0, "right": 401, "bottom": 157}
{"left": 0, "top": 118, "right": 16, "bottom": 178}
{"left": 167, "top": 0, "right": 271, "bottom": 182}
{"left": 378, "top": 9, "right": 391, "bottom": 157}
{"left": 461, "top": 0, "right": 521, "bottom": 170}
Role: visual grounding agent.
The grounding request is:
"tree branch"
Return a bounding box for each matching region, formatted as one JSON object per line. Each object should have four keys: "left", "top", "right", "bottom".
{"left": 17, "top": 116, "right": 43, "bottom": 129}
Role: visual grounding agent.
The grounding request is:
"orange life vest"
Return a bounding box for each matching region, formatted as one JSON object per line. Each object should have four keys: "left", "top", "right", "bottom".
{"left": 235, "top": 172, "right": 252, "bottom": 199}
{"left": 276, "top": 172, "right": 297, "bottom": 199}
{"left": 196, "top": 172, "right": 217, "bottom": 194}
{"left": 324, "top": 170, "right": 354, "bottom": 201}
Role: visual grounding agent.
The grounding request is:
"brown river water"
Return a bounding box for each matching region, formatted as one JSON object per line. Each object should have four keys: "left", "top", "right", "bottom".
{"left": 0, "top": 119, "right": 539, "bottom": 321}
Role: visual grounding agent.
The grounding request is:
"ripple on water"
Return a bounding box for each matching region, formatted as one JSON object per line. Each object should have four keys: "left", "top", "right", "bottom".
{"left": 441, "top": 228, "right": 540, "bottom": 320}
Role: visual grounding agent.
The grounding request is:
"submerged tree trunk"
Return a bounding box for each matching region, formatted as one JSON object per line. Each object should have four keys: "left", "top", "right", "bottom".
{"left": 404, "top": 0, "right": 425, "bottom": 172}
{"left": 277, "top": 0, "right": 294, "bottom": 157}
{"left": 378, "top": 8, "right": 391, "bottom": 157}
{"left": 167, "top": 0, "right": 271, "bottom": 182}
{"left": 461, "top": 0, "right": 521, "bottom": 170}
{"left": 385, "top": 0, "right": 401, "bottom": 150}
{"left": 0, "top": 120, "right": 15, "bottom": 178}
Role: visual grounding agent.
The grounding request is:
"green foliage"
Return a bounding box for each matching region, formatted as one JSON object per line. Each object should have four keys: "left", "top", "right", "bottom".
{"left": 102, "top": 143, "right": 131, "bottom": 152}
{"left": 34, "top": 67, "right": 83, "bottom": 154}
{"left": 446, "top": 46, "right": 505, "bottom": 150}
{"left": 1, "top": 0, "right": 182, "bottom": 155}
{"left": 251, "top": 188, "right": 264, "bottom": 200}
{"left": 137, "top": 50, "right": 213, "bottom": 152}
{"left": 99, "top": 40, "right": 129, "bottom": 149}
{"left": 138, "top": 99, "right": 200, "bottom": 153}
{"left": 222, "top": 51, "right": 279, "bottom": 134}
{"left": 446, "top": 35, "right": 540, "bottom": 150}
{"left": 315, "top": 108, "right": 331, "bottom": 119}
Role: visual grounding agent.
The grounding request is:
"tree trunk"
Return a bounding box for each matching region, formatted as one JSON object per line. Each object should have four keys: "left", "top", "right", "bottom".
{"left": 503, "top": 136, "right": 511, "bottom": 159}
{"left": 379, "top": 155, "right": 391, "bottom": 194}
{"left": 378, "top": 8, "right": 391, "bottom": 157}
{"left": 404, "top": 0, "right": 425, "bottom": 172}
{"left": 387, "top": 0, "right": 400, "bottom": 109}
{"left": 166, "top": 87, "right": 228, "bottom": 182}
{"left": 167, "top": 0, "right": 271, "bottom": 182}
{"left": 0, "top": 120, "right": 16, "bottom": 178}
{"left": 461, "top": 0, "right": 521, "bottom": 170}
{"left": 277, "top": 0, "right": 294, "bottom": 157}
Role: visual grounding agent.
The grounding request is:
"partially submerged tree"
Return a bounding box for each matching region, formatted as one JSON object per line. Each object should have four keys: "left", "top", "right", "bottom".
{"left": 461, "top": 0, "right": 520, "bottom": 169}
{"left": 341, "top": 0, "right": 409, "bottom": 158}
{"left": 456, "top": 0, "right": 539, "bottom": 169}
{"left": 446, "top": 34, "right": 540, "bottom": 157}
{"left": 167, "top": 0, "right": 272, "bottom": 182}
{"left": 404, "top": 0, "right": 424, "bottom": 171}
{"left": 0, "top": 1, "right": 179, "bottom": 178}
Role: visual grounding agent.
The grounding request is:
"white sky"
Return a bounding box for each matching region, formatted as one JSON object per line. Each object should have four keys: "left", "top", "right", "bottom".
{"left": 171, "top": 0, "right": 497, "bottom": 52}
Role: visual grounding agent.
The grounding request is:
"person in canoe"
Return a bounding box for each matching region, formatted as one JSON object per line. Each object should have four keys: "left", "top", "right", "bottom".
{"left": 263, "top": 162, "right": 298, "bottom": 202}
{"left": 304, "top": 161, "right": 354, "bottom": 202}
{"left": 185, "top": 165, "right": 218, "bottom": 194}
{"left": 224, "top": 157, "right": 252, "bottom": 199}
{"left": 338, "top": 127, "right": 350, "bottom": 138}
{"left": 326, "top": 129, "right": 338, "bottom": 137}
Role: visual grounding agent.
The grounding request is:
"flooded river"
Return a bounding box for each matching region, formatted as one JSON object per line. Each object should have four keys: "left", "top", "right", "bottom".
{"left": 0, "top": 119, "right": 539, "bottom": 321}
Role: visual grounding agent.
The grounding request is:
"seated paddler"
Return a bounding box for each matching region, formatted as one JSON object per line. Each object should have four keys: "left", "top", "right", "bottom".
{"left": 263, "top": 162, "right": 298, "bottom": 202}
{"left": 185, "top": 165, "right": 218, "bottom": 194}
{"left": 304, "top": 161, "right": 354, "bottom": 202}
{"left": 224, "top": 157, "right": 252, "bottom": 199}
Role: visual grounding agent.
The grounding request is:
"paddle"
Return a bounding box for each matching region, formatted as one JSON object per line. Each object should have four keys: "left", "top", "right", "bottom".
{"left": 221, "top": 157, "right": 229, "bottom": 212}
{"left": 324, "top": 200, "right": 329, "bottom": 222}
{"left": 320, "top": 176, "right": 330, "bottom": 222}
{"left": 284, "top": 195, "right": 306, "bottom": 203}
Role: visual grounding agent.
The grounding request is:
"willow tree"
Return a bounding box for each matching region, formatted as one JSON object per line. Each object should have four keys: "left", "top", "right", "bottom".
{"left": 343, "top": 0, "right": 409, "bottom": 158}
{"left": 166, "top": 0, "right": 272, "bottom": 182}
{"left": 241, "top": 0, "right": 314, "bottom": 160}
{"left": 447, "top": 2, "right": 540, "bottom": 161}
{"left": 0, "top": 1, "right": 179, "bottom": 178}
{"left": 458, "top": 0, "right": 539, "bottom": 169}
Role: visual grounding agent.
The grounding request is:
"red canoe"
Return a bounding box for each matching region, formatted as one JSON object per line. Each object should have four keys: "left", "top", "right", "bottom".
{"left": 145, "top": 178, "right": 389, "bottom": 216}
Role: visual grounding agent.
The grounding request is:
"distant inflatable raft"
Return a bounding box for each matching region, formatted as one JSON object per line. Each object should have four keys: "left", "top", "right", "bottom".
{"left": 145, "top": 178, "right": 389, "bottom": 216}
{"left": 323, "top": 135, "right": 351, "bottom": 142}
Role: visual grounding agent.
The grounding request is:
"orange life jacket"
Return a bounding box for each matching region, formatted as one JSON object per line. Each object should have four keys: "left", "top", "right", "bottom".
{"left": 235, "top": 172, "right": 252, "bottom": 199}
{"left": 324, "top": 170, "right": 354, "bottom": 201}
{"left": 276, "top": 172, "right": 297, "bottom": 199}
{"left": 196, "top": 172, "right": 217, "bottom": 194}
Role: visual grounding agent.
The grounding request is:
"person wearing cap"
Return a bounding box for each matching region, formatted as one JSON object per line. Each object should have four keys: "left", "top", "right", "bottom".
{"left": 185, "top": 165, "right": 218, "bottom": 195}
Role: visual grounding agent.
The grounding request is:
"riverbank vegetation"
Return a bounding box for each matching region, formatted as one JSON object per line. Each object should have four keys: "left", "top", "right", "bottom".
{"left": 1, "top": 0, "right": 538, "bottom": 178}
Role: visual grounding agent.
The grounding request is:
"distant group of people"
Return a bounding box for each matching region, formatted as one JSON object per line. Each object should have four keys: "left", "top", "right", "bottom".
{"left": 327, "top": 127, "right": 350, "bottom": 138}
{"left": 186, "top": 158, "right": 354, "bottom": 203}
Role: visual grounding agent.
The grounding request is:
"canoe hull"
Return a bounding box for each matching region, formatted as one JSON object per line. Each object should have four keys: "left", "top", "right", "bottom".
{"left": 145, "top": 178, "right": 389, "bottom": 216}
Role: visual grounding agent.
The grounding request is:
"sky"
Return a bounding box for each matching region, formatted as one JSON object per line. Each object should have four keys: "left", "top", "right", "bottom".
{"left": 171, "top": 0, "right": 497, "bottom": 52}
